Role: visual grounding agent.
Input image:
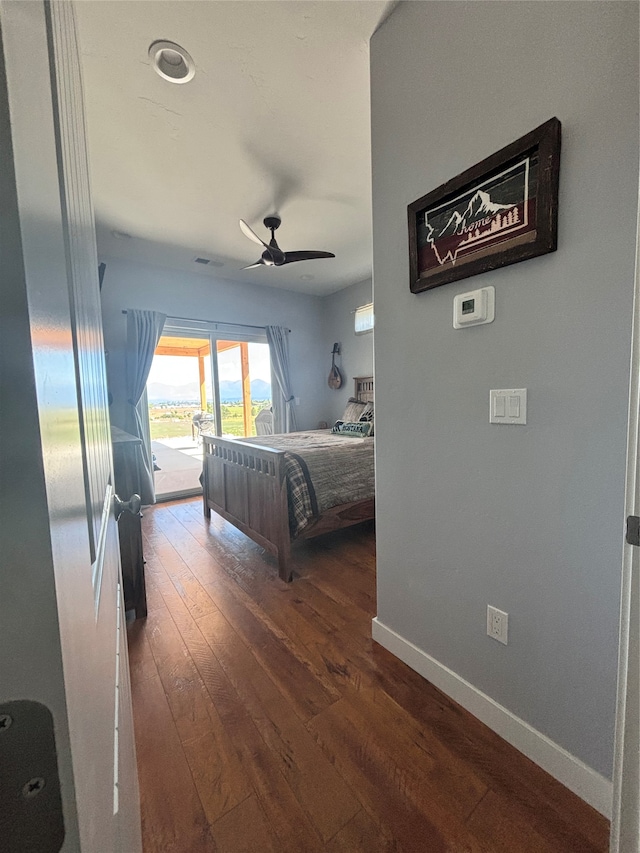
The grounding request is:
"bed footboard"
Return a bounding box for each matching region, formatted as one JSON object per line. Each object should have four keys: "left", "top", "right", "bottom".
{"left": 202, "top": 435, "right": 293, "bottom": 581}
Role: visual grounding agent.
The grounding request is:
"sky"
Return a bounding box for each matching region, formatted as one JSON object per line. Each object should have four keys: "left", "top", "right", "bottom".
{"left": 147, "top": 341, "right": 271, "bottom": 387}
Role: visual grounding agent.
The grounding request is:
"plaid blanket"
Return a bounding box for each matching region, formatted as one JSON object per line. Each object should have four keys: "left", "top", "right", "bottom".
{"left": 237, "top": 430, "right": 375, "bottom": 538}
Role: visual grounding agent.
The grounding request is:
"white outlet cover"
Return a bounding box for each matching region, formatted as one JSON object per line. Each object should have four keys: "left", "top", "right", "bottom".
{"left": 487, "top": 605, "right": 509, "bottom": 645}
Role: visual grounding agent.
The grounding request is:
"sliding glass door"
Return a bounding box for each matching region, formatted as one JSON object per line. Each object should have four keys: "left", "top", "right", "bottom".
{"left": 146, "top": 334, "right": 213, "bottom": 499}
{"left": 147, "top": 319, "right": 272, "bottom": 500}
{"left": 215, "top": 340, "right": 272, "bottom": 438}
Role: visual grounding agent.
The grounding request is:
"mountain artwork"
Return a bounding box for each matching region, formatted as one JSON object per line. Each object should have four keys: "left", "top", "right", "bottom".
{"left": 408, "top": 118, "right": 560, "bottom": 293}
{"left": 418, "top": 157, "right": 536, "bottom": 273}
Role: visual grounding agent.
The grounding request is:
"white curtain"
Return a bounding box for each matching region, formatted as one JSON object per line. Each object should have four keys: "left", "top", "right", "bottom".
{"left": 124, "top": 309, "right": 166, "bottom": 504}
{"left": 266, "top": 325, "right": 296, "bottom": 433}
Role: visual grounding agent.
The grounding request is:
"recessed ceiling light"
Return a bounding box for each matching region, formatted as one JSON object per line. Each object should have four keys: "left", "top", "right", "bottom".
{"left": 149, "top": 40, "right": 195, "bottom": 84}
{"left": 111, "top": 229, "right": 132, "bottom": 240}
{"left": 300, "top": 274, "right": 315, "bottom": 281}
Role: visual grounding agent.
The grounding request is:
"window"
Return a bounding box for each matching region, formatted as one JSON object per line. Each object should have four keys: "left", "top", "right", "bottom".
{"left": 355, "top": 303, "right": 374, "bottom": 335}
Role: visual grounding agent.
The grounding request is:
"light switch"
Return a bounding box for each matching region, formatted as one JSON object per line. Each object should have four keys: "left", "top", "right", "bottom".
{"left": 490, "top": 389, "right": 527, "bottom": 424}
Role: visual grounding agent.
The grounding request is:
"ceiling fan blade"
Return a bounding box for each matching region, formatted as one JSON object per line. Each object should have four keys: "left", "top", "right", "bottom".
{"left": 282, "top": 250, "right": 336, "bottom": 265}
{"left": 239, "top": 219, "right": 269, "bottom": 249}
{"left": 242, "top": 258, "right": 266, "bottom": 270}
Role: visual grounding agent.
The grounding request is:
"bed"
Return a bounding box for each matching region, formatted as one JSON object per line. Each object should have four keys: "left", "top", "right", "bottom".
{"left": 202, "top": 376, "right": 375, "bottom": 582}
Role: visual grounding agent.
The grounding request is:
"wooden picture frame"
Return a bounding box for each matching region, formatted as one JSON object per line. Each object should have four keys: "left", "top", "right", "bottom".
{"left": 408, "top": 117, "right": 561, "bottom": 293}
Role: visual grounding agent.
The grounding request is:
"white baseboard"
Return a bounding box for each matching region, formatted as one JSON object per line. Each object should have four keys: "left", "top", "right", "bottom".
{"left": 371, "top": 617, "right": 612, "bottom": 818}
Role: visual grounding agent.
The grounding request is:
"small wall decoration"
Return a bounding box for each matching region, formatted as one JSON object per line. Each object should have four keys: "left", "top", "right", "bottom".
{"left": 408, "top": 117, "right": 561, "bottom": 293}
{"left": 328, "top": 342, "right": 343, "bottom": 389}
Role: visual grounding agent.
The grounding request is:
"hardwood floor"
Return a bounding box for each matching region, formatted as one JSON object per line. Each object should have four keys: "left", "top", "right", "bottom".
{"left": 128, "top": 498, "right": 610, "bottom": 852}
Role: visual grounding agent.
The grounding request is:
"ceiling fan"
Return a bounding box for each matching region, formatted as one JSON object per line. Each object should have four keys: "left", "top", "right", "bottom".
{"left": 239, "top": 215, "right": 335, "bottom": 269}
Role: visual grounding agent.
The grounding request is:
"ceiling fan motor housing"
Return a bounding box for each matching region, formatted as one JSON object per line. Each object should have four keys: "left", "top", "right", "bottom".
{"left": 264, "top": 215, "right": 281, "bottom": 231}
{"left": 262, "top": 215, "right": 284, "bottom": 264}
{"left": 239, "top": 214, "right": 334, "bottom": 269}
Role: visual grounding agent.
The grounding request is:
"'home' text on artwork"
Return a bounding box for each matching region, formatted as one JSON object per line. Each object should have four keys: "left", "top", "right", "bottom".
{"left": 425, "top": 190, "right": 528, "bottom": 267}
{"left": 417, "top": 157, "right": 532, "bottom": 274}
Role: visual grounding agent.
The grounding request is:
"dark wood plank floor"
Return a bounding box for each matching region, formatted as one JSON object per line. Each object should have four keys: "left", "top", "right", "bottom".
{"left": 128, "top": 498, "right": 610, "bottom": 853}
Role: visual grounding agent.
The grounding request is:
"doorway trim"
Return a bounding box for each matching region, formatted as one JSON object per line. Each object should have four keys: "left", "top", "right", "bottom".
{"left": 610, "top": 156, "right": 640, "bottom": 851}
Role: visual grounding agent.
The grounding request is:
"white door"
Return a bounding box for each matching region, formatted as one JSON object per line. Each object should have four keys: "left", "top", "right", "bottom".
{"left": 0, "top": 2, "right": 141, "bottom": 850}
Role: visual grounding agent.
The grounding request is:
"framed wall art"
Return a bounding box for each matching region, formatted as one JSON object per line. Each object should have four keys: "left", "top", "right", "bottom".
{"left": 408, "top": 117, "right": 561, "bottom": 293}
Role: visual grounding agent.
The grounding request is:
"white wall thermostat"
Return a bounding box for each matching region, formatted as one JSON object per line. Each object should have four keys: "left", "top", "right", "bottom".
{"left": 453, "top": 286, "right": 495, "bottom": 329}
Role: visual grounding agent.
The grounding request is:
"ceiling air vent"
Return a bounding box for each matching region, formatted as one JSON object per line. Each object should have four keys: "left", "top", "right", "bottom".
{"left": 193, "top": 257, "right": 224, "bottom": 267}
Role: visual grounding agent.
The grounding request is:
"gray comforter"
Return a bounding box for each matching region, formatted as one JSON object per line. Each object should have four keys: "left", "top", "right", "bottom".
{"left": 237, "top": 430, "right": 375, "bottom": 538}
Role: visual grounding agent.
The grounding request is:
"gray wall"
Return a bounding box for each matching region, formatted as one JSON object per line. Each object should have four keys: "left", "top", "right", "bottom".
{"left": 371, "top": 1, "right": 638, "bottom": 777}
{"left": 100, "top": 257, "right": 329, "bottom": 431}
{"left": 321, "top": 278, "right": 374, "bottom": 423}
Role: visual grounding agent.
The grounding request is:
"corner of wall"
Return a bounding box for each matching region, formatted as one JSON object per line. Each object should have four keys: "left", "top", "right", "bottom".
{"left": 320, "top": 278, "right": 374, "bottom": 423}
{"left": 372, "top": 618, "right": 613, "bottom": 817}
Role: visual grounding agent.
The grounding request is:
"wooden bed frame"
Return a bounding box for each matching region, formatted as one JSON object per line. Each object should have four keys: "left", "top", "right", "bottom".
{"left": 202, "top": 377, "right": 374, "bottom": 582}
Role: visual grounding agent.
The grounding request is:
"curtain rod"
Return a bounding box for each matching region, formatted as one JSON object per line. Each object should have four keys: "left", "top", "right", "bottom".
{"left": 121, "top": 310, "right": 290, "bottom": 333}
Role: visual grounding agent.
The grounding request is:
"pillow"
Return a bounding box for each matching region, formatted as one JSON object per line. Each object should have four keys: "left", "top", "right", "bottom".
{"left": 359, "top": 401, "right": 374, "bottom": 420}
{"left": 358, "top": 401, "right": 374, "bottom": 435}
{"left": 331, "top": 420, "right": 372, "bottom": 438}
{"left": 341, "top": 397, "right": 367, "bottom": 423}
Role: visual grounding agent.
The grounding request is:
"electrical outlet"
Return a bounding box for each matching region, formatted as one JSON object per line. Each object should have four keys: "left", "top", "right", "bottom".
{"left": 487, "top": 605, "right": 509, "bottom": 645}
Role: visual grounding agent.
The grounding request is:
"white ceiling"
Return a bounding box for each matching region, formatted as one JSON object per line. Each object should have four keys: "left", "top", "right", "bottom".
{"left": 75, "top": 0, "right": 394, "bottom": 296}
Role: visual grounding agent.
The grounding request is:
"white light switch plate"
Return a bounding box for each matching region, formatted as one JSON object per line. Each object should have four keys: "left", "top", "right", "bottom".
{"left": 490, "top": 389, "right": 527, "bottom": 424}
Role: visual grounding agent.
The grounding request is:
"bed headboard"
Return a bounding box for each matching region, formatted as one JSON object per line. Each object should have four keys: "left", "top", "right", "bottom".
{"left": 354, "top": 376, "right": 374, "bottom": 403}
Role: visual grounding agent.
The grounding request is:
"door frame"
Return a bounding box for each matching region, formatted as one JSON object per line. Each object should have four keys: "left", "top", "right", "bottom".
{"left": 611, "top": 149, "right": 640, "bottom": 850}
